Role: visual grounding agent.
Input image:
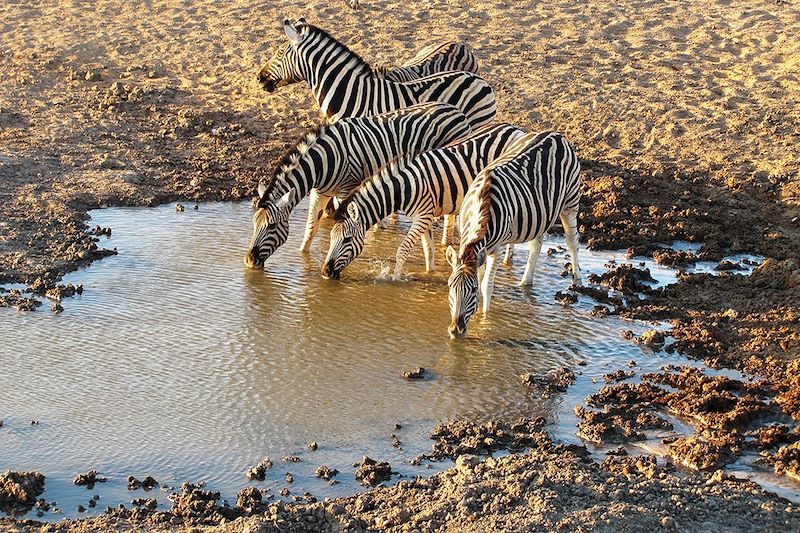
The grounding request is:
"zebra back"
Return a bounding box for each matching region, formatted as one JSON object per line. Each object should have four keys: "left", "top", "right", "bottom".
{"left": 265, "top": 20, "right": 496, "bottom": 128}
{"left": 459, "top": 131, "right": 581, "bottom": 263}
{"left": 380, "top": 42, "right": 478, "bottom": 82}
{"left": 257, "top": 102, "right": 473, "bottom": 208}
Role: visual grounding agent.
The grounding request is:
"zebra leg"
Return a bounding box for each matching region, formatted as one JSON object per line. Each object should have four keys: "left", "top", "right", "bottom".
{"left": 420, "top": 225, "right": 436, "bottom": 272}
{"left": 560, "top": 208, "right": 582, "bottom": 286}
{"left": 394, "top": 213, "right": 434, "bottom": 278}
{"left": 502, "top": 244, "right": 514, "bottom": 265}
{"left": 480, "top": 253, "right": 499, "bottom": 314}
{"left": 441, "top": 215, "right": 456, "bottom": 245}
{"left": 519, "top": 236, "right": 544, "bottom": 287}
{"left": 299, "top": 191, "right": 330, "bottom": 253}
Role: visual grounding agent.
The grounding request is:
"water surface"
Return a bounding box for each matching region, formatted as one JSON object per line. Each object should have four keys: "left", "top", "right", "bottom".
{"left": 1, "top": 200, "right": 789, "bottom": 518}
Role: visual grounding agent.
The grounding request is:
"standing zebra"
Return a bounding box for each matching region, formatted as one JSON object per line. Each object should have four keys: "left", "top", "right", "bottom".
{"left": 256, "top": 19, "right": 495, "bottom": 128}
{"left": 447, "top": 131, "right": 582, "bottom": 339}
{"left": 244, "top": 102, "right": 472, "bottom": 269}
{"left": 321, "top": 123, "right": 525, "bottom": 280}
{"left": 260, "top": 19, "right": 478, "bottom": 88}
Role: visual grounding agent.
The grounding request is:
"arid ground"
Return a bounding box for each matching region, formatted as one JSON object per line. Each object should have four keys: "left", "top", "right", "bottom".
{"left": 1, "top": 0, "right": 799, "bottom": 531}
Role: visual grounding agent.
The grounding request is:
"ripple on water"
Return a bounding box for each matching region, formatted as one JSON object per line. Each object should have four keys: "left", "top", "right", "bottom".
{"left": 0, "top": 200, "right": 778, "bottom": 519}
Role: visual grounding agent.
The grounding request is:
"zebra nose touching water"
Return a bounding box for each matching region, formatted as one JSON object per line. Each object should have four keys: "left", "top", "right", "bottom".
{"left": 446, "top": 131, "right": 583, "bottom": 339}
{"left": 244, "top": 102, "right": 472, "bottom": 269}
{"left": 257, "top": 18, "right": 495, "bottom": 128}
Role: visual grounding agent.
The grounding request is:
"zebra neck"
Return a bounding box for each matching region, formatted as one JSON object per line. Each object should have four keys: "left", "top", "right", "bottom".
{"left": 300, "top": 50, "right": 372, "bottom": 118}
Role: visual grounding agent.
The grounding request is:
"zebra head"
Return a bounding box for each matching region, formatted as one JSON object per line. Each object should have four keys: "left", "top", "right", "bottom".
{"left": 257, "top": 17, "right": 307, "bottom": 93}
{"left": 244, "top": 185, "right": 296, "bottom": 269}
{"left": 321, "top": 202, "right": 365, "bottom": 280}
{"left": 446, "top": 246, "right": 479, "bottom": 339}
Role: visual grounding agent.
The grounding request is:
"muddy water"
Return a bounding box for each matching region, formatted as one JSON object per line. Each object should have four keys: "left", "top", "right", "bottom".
{"left": 0, "top": 200, "right": 788, "bottom": 519}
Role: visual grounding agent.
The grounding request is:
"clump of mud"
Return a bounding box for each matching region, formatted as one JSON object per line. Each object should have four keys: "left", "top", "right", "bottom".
{"left": 235, "top": 486, "right": 266, "bottom": 513}
{"left": 519, "top": 367, "right": 576, "bottom": 394}
{"left": 574, "top": 405, "right": 672, "bottom": 444}
{"left": 73, "top": 471, "right": 107, "bottom": 488}
{"left": 354, "top": 457, "right": 392, "bottom": 487}
{"left": 315, "top": 465, "right": 339, "bottom": 481}
{"left": 0, "top": 471, "right": 45, "bottom": 514}
{"left": 169, "top": 482, "right": 239, "bottom": 525}
{"left": 245, "top": 458, "right": 273, "bottom": 480}
{"left": 588, "top": 264, "right": 656, "bottom": 294}
{"left": 427, "top": 418, "right": 554, "bottom": 460}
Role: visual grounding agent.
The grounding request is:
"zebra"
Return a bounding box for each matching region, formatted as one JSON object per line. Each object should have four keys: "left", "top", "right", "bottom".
{"left": 260, "top": 19, "right": 478, "bottom": 89}
{"left": 321, "top": 123, "right": 526, "bottom": 280}
{"left": 243, "top": 102, "right": 472, "bottom": 269}
{"left": 256, "top": 18, "right": 495, "bottom": 128}
{"left": 446, "top": 131, "right": 582, "bottom": 339}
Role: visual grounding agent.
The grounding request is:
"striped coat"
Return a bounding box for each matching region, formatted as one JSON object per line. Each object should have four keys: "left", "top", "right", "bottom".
{"left": 321, "top": 123, "right": 525, "bottom": 279}
{"left": 244, "top": 102, "right": 472, "bottom": 268}
{"left": 447, "top": 131, "right": 582, "bottom": 338}
{"left": 257, "top": 19, "right": 495, "bottom": 128}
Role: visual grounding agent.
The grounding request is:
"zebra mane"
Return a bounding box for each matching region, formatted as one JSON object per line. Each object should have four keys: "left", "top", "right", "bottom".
{"left": 460, "top": 169, "right": 493, "bottom": 264}
{"left": 258, "top": 122, "right": 329, "bottom": 205}
{"left": 332, "top": 151, "right": 415, "bottom": 222}
{"left": 297, "top": 23, "right": 373, "bottom": 75}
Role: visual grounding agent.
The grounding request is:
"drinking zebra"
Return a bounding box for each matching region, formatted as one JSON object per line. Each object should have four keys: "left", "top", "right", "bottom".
{"left": 321, "top": 123, "right": 526, "bottom": 280}
{"left": 256, "top": 19, "right": 495, "bottom": 128}
{"left": 260, "top": 19, "right": 477, "bottom": 89}
{"left": 446, "top": 131, "right": 582, "bottom": 339}
{"left": 244, "top": 102, "right": 472, "bottom": 269}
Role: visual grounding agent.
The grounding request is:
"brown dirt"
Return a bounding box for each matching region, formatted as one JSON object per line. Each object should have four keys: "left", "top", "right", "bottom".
{"left": 0, "top": 472, "right": 45, "bottom": 515}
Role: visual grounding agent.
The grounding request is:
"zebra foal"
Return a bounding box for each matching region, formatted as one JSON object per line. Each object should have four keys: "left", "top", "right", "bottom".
{"left": 244, "top": 102, "right": 472, "bottom": 269}
{"left": 321, "top": 123, "right": 525, "bottom": 280}
{"left": 257, "top": 19, "right": 495, "bottom": 128}
{"left": 447, "top": 131, "right": 582, "bottom": 339}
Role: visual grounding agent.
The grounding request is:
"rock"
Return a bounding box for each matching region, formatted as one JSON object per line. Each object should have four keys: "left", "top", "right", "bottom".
{"left": 109, "top": 81, "right": 126, "bottom": 97}
{"left": 51, "top": 302, "right": 64, "bottom": 314}
{"left": 554, "top": 290, "right": 578, "bottom": 305}
{"left": 236, "top": 487, "right": 262, "bottom": 511}
{"left": 354, "top": 456, "right": 392, "bottom": 486}
{"left": 0, "top": 471, "right": 46, "bottom": 513}
{"left": 131, "top": 497, "right": 157, "bottom": 510}
{"left": 284, "top": 473, "right": 294, "bottom": 484}
{"left": 307, "top": 441, "right": 318, "bottom": 451}
{"left": 403, "top": 367, "right": 425, "bottom": 380}
{"left": 85, "top": 69, "right": 102, "bottom": 81}
{"left": 640, "top": 329, "right": 666, "bottom": 350}
{"left": 519, "top": 367, "right": 576, "bottom": 393}
{"left": 455, "top": 454, "right": 479, "bottom": 473}
{"left": 175, "top": 203, "right": 185, "bottom": 212}
{"left": 246, "top": 459, "right": 272, "bottom": 480}
{"left": 315, "top": 465, "right": 338, "bottom": 480}
{"left": 73, "top": 470, "right": 107, "bottom": 487}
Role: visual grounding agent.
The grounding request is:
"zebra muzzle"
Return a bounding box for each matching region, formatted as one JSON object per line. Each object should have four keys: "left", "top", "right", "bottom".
{"left": 320, "top": 261, "right": 340, "bottom": 280}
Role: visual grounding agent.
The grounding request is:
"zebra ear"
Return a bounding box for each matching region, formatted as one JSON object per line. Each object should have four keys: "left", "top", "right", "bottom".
{"left": 347, "top": 202, "right": 359, "bottom": 221}
{"left": 257, "top": 180, "right": 267, "bottom": 198}
{"left": 283, "top": 19, "right": 301, "bottom": 44}
{"left": 297, "top": 16, "right": 307, "bottom": 24}
{"left": 446, "top": 246, "right": 458, "bottom": 268}
{"left": 275, "top": 188, "right": 296, "bottom": 210}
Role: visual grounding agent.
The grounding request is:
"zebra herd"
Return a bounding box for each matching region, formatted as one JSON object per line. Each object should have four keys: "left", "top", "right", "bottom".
{"left": 246, "top": 18, "right": 582, "bottom": 339}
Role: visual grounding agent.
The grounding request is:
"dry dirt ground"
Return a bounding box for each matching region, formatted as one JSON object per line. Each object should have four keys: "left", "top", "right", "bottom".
{"left": 1, "top": 0, "right": 799, "bottom": 530}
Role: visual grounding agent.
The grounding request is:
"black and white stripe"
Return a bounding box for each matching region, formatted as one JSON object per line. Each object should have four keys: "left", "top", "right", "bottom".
{"left": 374, "top": 42, "right": 478, "bottom": 82}
{"left": 243, "top": 102, "right": 472, "bottom": 268}
{"left": 321, "top": 123, "right": 525, "bottom": 279}
{"left": 447, "top": 131, "right": 582, "bottom": 339}
{"left": 257, "top": 19, "right": 495, "bottom": 128}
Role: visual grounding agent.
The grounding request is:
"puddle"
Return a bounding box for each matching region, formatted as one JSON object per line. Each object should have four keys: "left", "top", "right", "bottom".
{"left": 0, "top": 200, "right": 784, "bottom": 520}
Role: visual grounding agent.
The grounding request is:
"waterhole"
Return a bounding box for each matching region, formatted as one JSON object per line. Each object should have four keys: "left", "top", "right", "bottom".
{"left": 2, "top": 200, "right": 791, "bottom": 519}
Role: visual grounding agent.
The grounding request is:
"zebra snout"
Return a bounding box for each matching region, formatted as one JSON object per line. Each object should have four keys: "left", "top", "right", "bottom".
{"left": 244, "top": 248, "right": 263, "bottom": 269}
{"left": 448, "top": 317, "right": 467, "bottom": 339}
{"left": 320, "top": 261, "right": 339, "bottom": 280}
{"left": 258, "top": 74, "right": 276, "bottom": 93}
